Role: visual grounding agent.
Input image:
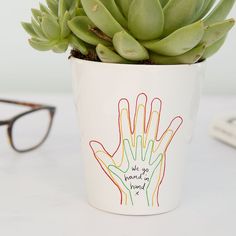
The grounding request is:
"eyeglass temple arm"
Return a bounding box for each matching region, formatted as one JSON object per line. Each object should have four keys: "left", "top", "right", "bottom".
{"left": 0, "top": 120, "right": 10, "bottom": 126}
{"left": 0, "top": 99, "right": 46, "bottom": 109}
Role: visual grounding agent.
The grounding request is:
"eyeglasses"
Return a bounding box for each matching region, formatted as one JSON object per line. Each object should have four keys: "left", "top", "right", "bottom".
{"left": 0, "top": 99, "right": 56, "bottom": 153}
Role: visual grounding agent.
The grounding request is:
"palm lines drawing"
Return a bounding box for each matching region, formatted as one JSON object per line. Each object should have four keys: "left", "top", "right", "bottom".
{"left": 90, "top": 93, "right": 183, "bottom": 207}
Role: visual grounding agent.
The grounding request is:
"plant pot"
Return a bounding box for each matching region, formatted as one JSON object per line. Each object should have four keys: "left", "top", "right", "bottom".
{"left": 71, "top": 57, "right": 205, "bottom": 215}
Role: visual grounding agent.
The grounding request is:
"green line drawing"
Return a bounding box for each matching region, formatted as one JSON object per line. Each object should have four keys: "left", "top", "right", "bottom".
{"left": 90, "top": 93, "right": 183, "bottom": 207}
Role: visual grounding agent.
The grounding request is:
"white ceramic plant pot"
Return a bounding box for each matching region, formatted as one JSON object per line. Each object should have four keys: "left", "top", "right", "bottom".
{"left": 71, "top": 57, "right": 205, "bottom": 215}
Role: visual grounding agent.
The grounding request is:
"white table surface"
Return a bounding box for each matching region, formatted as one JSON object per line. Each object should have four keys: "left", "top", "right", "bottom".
{"left": 0, "top": 94, "right": 235, "bottom": 236}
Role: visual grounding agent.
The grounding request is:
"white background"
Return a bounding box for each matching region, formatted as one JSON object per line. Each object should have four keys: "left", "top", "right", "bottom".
{"left": 0, "top": 1, "right": 235, "bottom": 94}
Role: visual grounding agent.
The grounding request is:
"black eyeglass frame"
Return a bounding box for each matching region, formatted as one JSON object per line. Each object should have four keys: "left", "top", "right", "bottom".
{"left": 0, "top": 99, "right": 56, "bottom": 153}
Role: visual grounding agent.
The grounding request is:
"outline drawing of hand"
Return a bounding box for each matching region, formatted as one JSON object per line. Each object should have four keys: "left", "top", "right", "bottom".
{"left": 90, "top": 93, "right": 183, "bottom": 207}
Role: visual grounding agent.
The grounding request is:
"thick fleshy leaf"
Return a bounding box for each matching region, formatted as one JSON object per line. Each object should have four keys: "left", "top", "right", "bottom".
{"left": 41, "top": 15, "right": 61, "bottom": 40}
{"left": 58, "top": 0, "right": 68, "bottom": 17}
{"left": 128, "top": 0, "right": 164, "bottom": 40}
{"left": 113, "top": 31, "right": 149, "bottom": 61}
{"left": 150, "top": 44, "right": 206, "bottom": 64}
{"left": 65, "top": 0, "right": 76, "bottom": 8}
{"left": 59, "top": 0, "right": 76, "bottom": 14}
{"left": 204, "top": 0, "right": 236, "bottom": 26}
{"left": 191, "top": 0, "right": 205, "bottom": 21}
{"left": 100, "top": 0, "right": 127, "bottom": 28}
{"left": 201, "top": 35, "right": 227, "bottom": 59}
{"left": 46, "top": 0, "right": 59, "bottom": 16}
{"left": 159, "top": 0, "right": 169, "bottom": 7}
{"left": 21, "top": 22, "right": 38, "bottom": 37}
{"left": 69, "top": 35, "right": 89, "bottom": 55}
{"left": 75, "top": 8, "right": 86, "bottom": 16}
{"left": 96, "top": 44, "right": 130, "bottom": 63}
{"left": 68, "top": 16, "right": 111, "bottom": 45}
{"left": 69, "top": 0, "right": 79, "bottom": 17}
{"left": 81, "top": 0, "right": 124, "bottom": 37}
{"left": 143, "top": 21, "right": 204, "bottom": 56}
{"left": 31, "top": 18, "right": 47, "bottom": 39}
{"left": 29, "top": 38, "right": 56, "bottom": 51}
{"left": 31, "top": 8, "right": 42, "bottom": 23}
{"left": 115, "top": 0, "right": 133, "bottom": 18}
{"left": 40, "top": 3, "right": 55, "bottom": 16}
{"left": 52, "top": 39, "right": 69, "bottom": 53}
{"left": 163, "top": 0, "right": 201, "bottom": 36}
{"left": 61, "top": 11, "right": 71, "bottom": 38}
{"left": 201, "top": 19, "right": 235, "bottom": 47}
{"left": 197, "top": 0, "right": 216, "bottom": 20}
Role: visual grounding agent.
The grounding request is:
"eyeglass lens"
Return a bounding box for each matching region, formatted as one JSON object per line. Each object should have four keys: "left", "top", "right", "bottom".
{"left": 11, "top": 109, "right": 52, "bottom": 151}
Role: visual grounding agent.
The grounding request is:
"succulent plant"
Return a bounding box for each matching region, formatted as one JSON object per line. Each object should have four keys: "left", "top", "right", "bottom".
{"left": 22, "top": 0, "right": 88, "bottom": 54}
{"left": 23, "top": 0, "right": 235, "bottom": 64}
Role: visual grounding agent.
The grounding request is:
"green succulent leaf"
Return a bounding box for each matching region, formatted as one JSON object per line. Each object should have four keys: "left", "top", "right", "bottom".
{"left": 68, "top": 16, "right": 111, "bottom": 46}
{"left": 159, "top": 0, "right": 169, "bottom": 7}
{"left": 52, "top": 39, "right": 69, "bottom": 53}
{"left": 69, "top": 34, "right": 89, "bottom": 55}
{"left": 96, "top": 44, "right": 131, "bottom": 63}
{"left": 61, "top": 11, "right": 71, "bottom": 38}
{"left": 59, "top": 0, "right": 76, "bottom": 16}
{"left": 163, "top": 0, "right": 201, "bottom": 36}
{"left": 143, "top": 21, "right": 204, "bottom": 56}
{"left": 21, "top": 22, "right": 38, "bottom": 37}
{"left": 201, "top": 35, "right": 227, "bottom": 59}
{"left": 75, "top": 8, "right": 86, "bottom": 16}
{"left": 115, "top": 0, "right": 133, "bottom": 18}
{"left": 29, "top": 38, "right": 56, "bottom": 51}
{"left": 81, "top": 0, "right": 124, "bottom": 37}
{"left": 69, "top": 0, "right": 79, "bottom": 17}
{"left": 150, "top": 44, "right": 206, "bottom": 64}
{"left": 31, "top": 18, "right": 47, "bottom": 39}
{"left": 40, "top": 3, "right": 55, "bottom": 16}
{"left": 41, "top": 14, "right": 61, "bottom": 40}
{"left": 201, "top": 18, "right": 235, "bottom": 47}
{"left": 204, "top": 0, "right": 236, "bottom": 26}
{"left": 31, "top": 8, "right": 42, "bottom": 23}
{"left": 59, "top": 0, "right": 68, "bottom": 18}
{"left": 113, "top": 31, "right": 149, "bottom": 61}
{"left": 191, "top": 0, "right": 205, "bottom": 21}
{"left": 197, "top": 0, "right": 216, "bottom": 20}
{"left": 99, "top": 0, "right": 127, "bottom": 28}
{"left": 66, "top": 0, "right": 77, "bottom": 8}
{"left": 128, "top": 0, "right": 164, "bottom": 41}
{"left": 46, "top": 0, "right": 59, "bottom": 16}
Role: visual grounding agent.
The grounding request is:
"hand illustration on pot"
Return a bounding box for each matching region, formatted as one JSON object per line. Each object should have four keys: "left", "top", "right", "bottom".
{"left": 90, "top": 93, "right": 183, "bottom": 207}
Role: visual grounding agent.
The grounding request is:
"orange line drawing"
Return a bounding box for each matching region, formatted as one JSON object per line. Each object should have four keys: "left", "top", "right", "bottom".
{"left": 89, "top": 93, "right": 183, "bottom": 207}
